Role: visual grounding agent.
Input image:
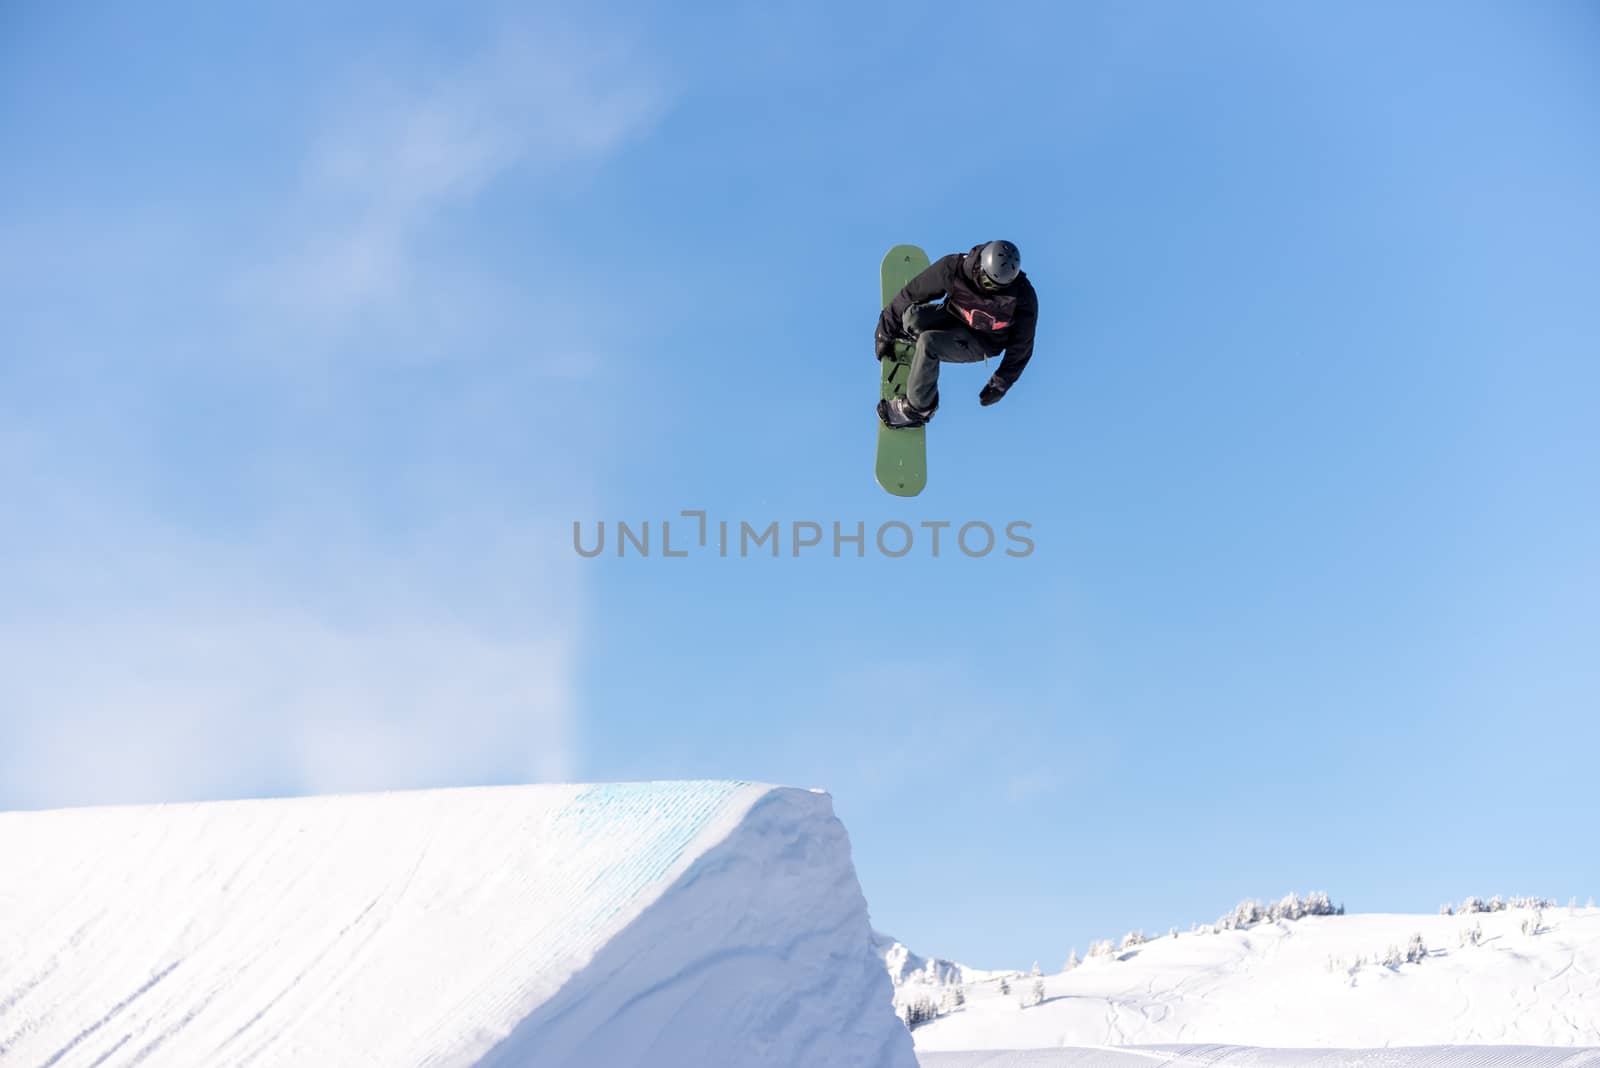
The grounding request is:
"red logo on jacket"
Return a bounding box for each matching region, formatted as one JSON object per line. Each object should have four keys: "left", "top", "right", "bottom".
{"left": 953, "top": 305, "right": 1011, "bottom": 332}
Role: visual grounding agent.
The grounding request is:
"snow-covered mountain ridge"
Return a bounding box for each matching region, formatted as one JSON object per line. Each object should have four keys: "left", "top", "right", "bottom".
{"left": 875, "top": 930, "right": 1005, "bottom": 989}
{"left": 889, "top": 893, "right": 1600, "bottom": 1051}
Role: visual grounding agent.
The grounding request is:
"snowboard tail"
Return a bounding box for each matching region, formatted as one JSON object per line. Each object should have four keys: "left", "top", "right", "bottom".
{"left": 875, "top": 244, "right": 930, "bottom": 497}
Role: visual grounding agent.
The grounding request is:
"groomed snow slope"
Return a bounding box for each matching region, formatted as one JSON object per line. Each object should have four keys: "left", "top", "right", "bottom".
{"left": 920, "top": 1045, "right": 1600, "bottom": 1067}
{"left": 0, "top": 781, "right": 917, "bottom": 1068}
{"left": 906, "top": 909, "right": 1600, "bottom": 1052}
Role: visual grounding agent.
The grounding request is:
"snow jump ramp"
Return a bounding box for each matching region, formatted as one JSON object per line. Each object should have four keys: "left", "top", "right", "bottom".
{"left": 0, "top": 780, "right": 918, "bottom": 1068}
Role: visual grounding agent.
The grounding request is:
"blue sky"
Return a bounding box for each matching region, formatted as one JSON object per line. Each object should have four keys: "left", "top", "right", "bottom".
{"left": 3, "top": 1, "right": 1597, "bottom": 967}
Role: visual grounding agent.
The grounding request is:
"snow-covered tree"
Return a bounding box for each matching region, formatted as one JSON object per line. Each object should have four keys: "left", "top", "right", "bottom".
{"left": 1327, "top": 953, "right": 1367, "bottom": 976}
{"left": 1522, "top": 908, "right": 1544, "bottom": 937}
{"left": 1271, "top": 893, "right": 1305, "bottom": 923}
{"left": 1218, "top": 893, "right": 1341, "bottom": 932}
{"left": 1439, "top": 903, "right": 1455, "bottom": 916}
{"left": 901, "top": 996, "right": 939, "bottom": 1029}
{"left": 1406, "top": 932, "right": 1428, "bottom": 964}
{"left": 1459, "top": 922, "right": 1483, "bottom": 948}
{"left": 998, "top": 975, "right": 1011, "bottom": 996}
{"left": 1063, "top": 949, "right": 1080, "bottom": 972}
{"left": 941, "top": 984, "right": 966, "bottom": 1013}
{"left": 1030, "top": 961, "right": 1042, "bottom": 977}
{"left": 1026, "top": 976, "right": 1046, "bottom": 1008}
{"left": 1121, "top": 930, "right": 1147, "bottom": 951}
{"left": 1305, "top": 891, "right": 1338, "bottom": 916}
{"left": 1169, "top": 926, "right": 1179, "bottom": 940}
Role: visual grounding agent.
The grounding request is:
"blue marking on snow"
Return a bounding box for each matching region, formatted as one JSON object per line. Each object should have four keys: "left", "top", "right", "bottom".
{"left": 551, "top": 780, "right": 752, "bottom": 938}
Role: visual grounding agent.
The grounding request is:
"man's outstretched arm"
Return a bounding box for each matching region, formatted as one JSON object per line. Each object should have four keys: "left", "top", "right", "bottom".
{"left": 995, "top": 290, "right": 1038, "bottom": 387}
{"left": 982, "top": 290, "right": 1039, "bottom": 404}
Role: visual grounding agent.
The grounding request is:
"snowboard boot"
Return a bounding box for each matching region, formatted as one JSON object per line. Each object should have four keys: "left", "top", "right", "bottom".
{"left": 878, "top": 391, "right": 938, "bottom": 429}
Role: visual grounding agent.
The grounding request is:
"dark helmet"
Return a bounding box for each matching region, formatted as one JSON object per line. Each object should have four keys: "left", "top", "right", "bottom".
{"left": 978, "top": 240, "right": 1021, "bottom": 290}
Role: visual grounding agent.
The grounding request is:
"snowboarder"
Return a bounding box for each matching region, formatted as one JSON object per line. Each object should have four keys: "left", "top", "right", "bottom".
{"left": 876, "top": 239, "right": 1039, "bottom": 428}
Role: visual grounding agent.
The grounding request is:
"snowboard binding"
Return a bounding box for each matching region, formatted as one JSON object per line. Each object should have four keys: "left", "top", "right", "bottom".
{"left": 877, "top": 392, "right": 937, "bottom": 429}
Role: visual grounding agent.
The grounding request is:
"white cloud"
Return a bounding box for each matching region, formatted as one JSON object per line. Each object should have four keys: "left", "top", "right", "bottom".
{"left": 0, "top": 18, "right": 656, "bottom": 811}
{"left": 0, "top": 613, "right": 576, "bottom": 810}
{"left": 236, "top": 26, "right": 666, "bottom": 354}
{"left": 0, "top": 493, "right": 586, "bottom": 810}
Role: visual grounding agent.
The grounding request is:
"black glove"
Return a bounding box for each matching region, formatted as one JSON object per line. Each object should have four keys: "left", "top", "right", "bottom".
{"left": 875, "top": 329, "right": 894, "bottom": 360}
{"left": 979, "top": 376, "right": 1009, "bottom": 406}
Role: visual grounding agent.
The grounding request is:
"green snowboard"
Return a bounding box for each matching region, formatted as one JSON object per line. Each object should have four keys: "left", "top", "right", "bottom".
{"left": 876, "top": 244, "right": 931, "bottom": 497}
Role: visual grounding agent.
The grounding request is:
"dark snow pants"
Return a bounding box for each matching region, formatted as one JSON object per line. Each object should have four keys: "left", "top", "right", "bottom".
{"left": 902, "top": 303, "right": 987, "bottom": 410}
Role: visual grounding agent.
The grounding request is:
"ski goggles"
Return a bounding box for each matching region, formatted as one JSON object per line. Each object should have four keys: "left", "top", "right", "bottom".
{"left": 978, "top": 269, "right": 1011, "bottom": 292}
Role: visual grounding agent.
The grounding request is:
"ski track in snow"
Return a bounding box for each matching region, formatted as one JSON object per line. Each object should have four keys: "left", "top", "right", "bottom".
{"left": 38, "top": 961, "right": 183, "bottom": 1068}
